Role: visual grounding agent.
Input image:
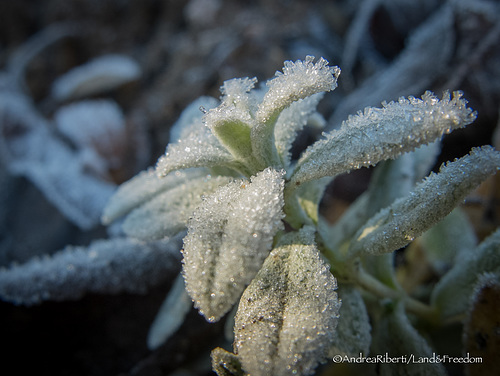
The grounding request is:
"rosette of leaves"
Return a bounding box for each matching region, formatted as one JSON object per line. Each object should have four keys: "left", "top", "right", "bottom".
{"left": 103, "top": 56, "right": 500, "bottom": 376}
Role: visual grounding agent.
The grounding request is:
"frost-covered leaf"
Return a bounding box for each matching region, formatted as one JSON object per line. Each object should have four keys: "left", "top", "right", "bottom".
{"left": 274, "top": 94, "right": 324, "bottom": 170}
{"left": 102, "top": 168, "right": 207, "bottom": 225}
{"left": 252, "top": 56, "right": 339, "bottom": 168}
{"left": 147, "top": 273, "right": 192, "bottom": 350}
{"left": 156, "top": 123, "right": 241, "bottom": 176}
{"left": 0, "top": 234, "right": 183, "bottom": 306}
{"left": 291, "top": 91, "right": 476, "bottom": 187}
{"left": 329, "top": 285, "right": 371, "bottom": 357}
{"left": 51, "top": 54, "right": 141, "bottom": 101}
{"left": 371, "top": 301, "right": 446, "bottom": 376}
{"left": 233, "top": 229, "right": 340, "bottom": 376}
{"left": 202, "top": 78, "right": 262, "bottom": 174}
{"left": 122, "top": 174, "right": 233, "bottom": 240}
{"left": 431, "top": 228, "right": 500, "bottom": 320}
{"left": 154, "top": 94, "right": 245, "bottom": 176}
{"left": 182, "top": 168, "right": 285, "bottom": 322}
{"left": 348, "top": 146, "right": 500, "bottom": 258}
{"left": 255, "top": 56, "right": 339, "bottom": 125}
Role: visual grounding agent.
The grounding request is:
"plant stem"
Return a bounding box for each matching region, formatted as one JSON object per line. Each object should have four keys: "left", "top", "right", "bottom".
{"left": 355, "top": 266, "right": 439, "bottom": 323}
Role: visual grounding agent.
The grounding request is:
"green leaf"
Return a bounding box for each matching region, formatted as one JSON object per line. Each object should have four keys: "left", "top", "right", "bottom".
{"left": 233, "top": 228, "right": 340, "bottom": 376}
{"left": 203, "top": 78, "right": 262, "bottom": 174}
{"left": 182, "top": 168, "right": 285, "bottom": 322}
{"left": 348, "top": 146, "right": 500, "bottom": 258}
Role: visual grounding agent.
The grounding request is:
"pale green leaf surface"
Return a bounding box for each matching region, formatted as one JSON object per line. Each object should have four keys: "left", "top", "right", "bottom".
{"left": 182, "top": 168, "right": 285, "bottom": 322}
{"left": 203, "top": 78, "right": 260, "bottom": 171}
{"left": 233, "top": 233, "right": 340, "bottom": 376}
{"left": 348, "top": 146, "right": 500, "bottom": 258}
{"left": 431, "top": 228, "right": 500, "bottom": 319}
{"left": 291, "top": 91, "right": 476, "bottom": 187}
{"left": 122, "top": 175, "right": 233, "bottom": 240}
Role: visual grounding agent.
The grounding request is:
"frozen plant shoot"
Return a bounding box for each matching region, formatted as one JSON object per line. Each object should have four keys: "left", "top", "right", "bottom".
{"left": 103, "top": 56, "right": 500, "bottom": 376}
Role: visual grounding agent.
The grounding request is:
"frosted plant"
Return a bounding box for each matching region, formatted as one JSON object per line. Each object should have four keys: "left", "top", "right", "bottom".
{"left": 104, "top": 56, "right": 500, "bottom": 375}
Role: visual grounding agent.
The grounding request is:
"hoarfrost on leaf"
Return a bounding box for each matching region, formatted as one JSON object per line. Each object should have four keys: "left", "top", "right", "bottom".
{"left": 122, "top": 174, "right": 233, "bottom": 240}
{"left": 290, "top": 91, "right": 476, "bottom": 187}
{"left": 348, "top": 146, "right": 500, "bottom": 258}
{"left": 182, "top": 168, "right": 285, "bottom": 322}
{"left": 0, "top": 235, "right": 183, "bottom": 306}
{"left": 233, "top": 228, "right": 340, "bottom": 376}
{"left": 256, "top": 55, "right": 339, "bottom": 124}
{"left": 102, "top": 168, "right": 208, "bottom": 225}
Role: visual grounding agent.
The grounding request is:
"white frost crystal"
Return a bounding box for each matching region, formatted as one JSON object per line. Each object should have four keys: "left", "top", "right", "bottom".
{"left": 233, "top": 232, "right": 340, "bottom": 376}
{"left": 182, "top": 168, "right": 285, "bottom": 322}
